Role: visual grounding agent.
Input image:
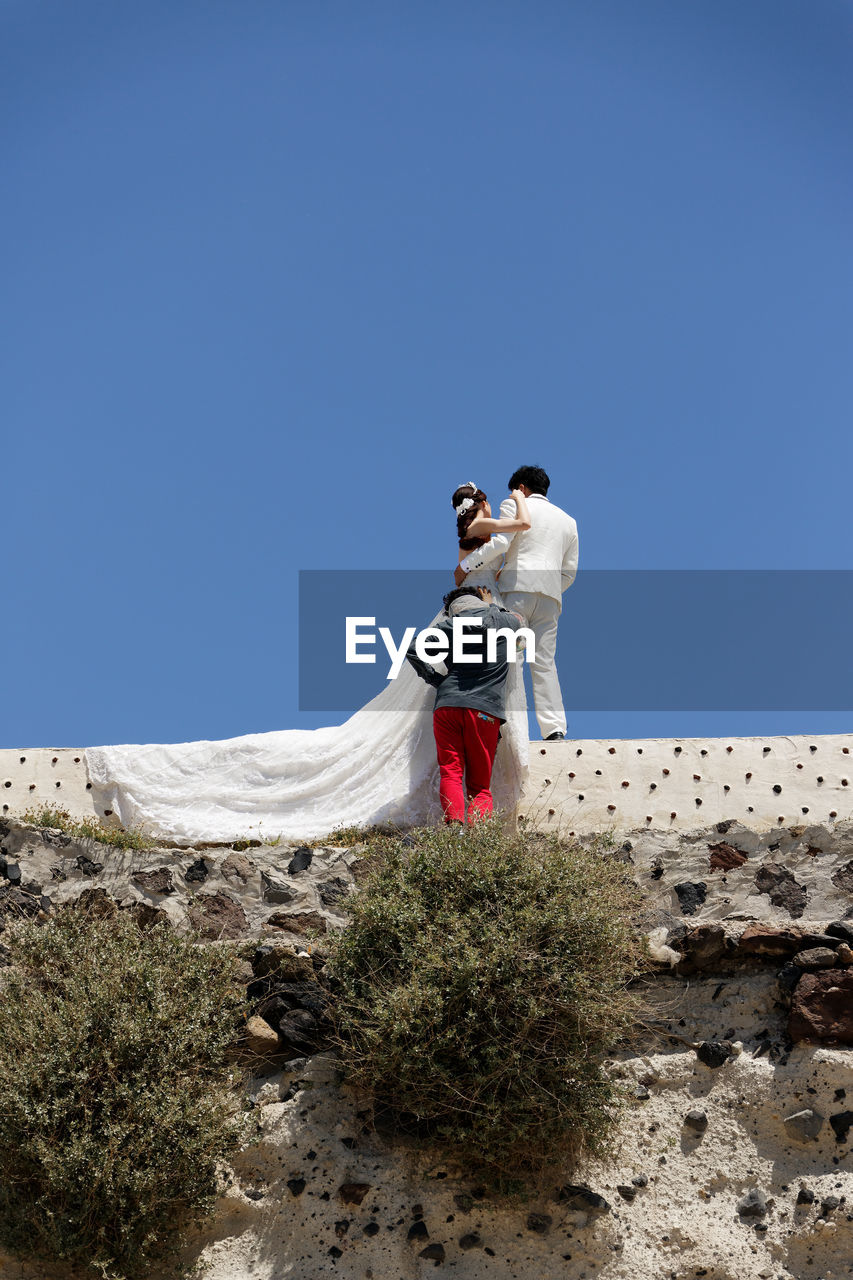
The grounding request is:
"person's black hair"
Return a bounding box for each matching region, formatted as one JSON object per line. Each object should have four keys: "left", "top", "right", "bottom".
{"left": 442, "top": 585, "right": 488, "bottom": 613}
{"left": 508, "top": 465, "right": 550, "bottom": 496}
{"left": 450, "top": 482, "right": 489, "bottom": 550}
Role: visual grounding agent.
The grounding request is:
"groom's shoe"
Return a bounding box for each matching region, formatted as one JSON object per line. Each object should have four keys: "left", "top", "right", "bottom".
{"left": 544, "top": 732, "right": 565, "bottom": 741}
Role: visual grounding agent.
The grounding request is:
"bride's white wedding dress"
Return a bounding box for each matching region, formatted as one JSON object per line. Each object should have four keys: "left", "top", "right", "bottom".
{"left": 84, "top": 565, "right": 528, "bottom": 845}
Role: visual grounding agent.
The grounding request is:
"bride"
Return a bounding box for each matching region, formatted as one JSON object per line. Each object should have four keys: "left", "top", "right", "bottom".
{"left": 85, "top": 483, "right": 531, "bottom": 846}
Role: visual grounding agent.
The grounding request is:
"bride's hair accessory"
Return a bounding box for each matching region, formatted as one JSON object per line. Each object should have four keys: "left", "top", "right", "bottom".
{"left": 451, "top": 482, "right": 488, "bottom": 551}
{"left": 453, "top": 481, "right": 480, "bottom": 514}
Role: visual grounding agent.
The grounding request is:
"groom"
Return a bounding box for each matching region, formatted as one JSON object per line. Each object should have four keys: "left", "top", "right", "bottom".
{"left": 455, "top": 465, "right": 578, "bottom": 741}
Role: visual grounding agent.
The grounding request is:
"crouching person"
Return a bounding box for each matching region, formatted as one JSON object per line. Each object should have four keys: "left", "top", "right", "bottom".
{"left": 406, "top": 586, "right": 526, "bottom": 824}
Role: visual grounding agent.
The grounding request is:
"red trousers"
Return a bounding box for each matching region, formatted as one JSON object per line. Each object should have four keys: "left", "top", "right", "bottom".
{"left": 433, "top": 706, "right": 501, "bottom": 824}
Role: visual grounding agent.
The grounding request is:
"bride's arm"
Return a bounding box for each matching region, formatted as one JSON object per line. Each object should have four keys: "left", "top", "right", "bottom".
{"left": 466, "top": 490, "right": 531, "bottom": 539}
{"left": 458, "top": 530, "right": 509, "bottom": 571}
{"left": 454, "top": 530, "right": 509, "bottom": 585}
{"left": 455, "top": 493, "right": 524, "bottom": 583}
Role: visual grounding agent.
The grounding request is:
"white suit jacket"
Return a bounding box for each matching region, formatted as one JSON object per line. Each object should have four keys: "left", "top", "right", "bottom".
{"left": 461, "top": 493, "right": 579, "bottom": 604}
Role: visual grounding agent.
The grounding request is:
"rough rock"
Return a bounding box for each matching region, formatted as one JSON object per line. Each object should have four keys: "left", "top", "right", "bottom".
{"left": 677, "top": 923, "right": 727, "bottom": 970}
{"left": 222, "top": 851, "right": 255, "bottom": 883}
{"left": 187, "top": 891, "right": 248, "bottom": 940}
{"left": 673, "top": 881, "right": 707, "bottom": 915}
{"left": 245, "top": 1015, "right": 281, "bottom": 1055}
{"left": 789, "top": 969, "right": 853, "bottom": 1044}
{"left": 317, "top": 876, "right": 351, "bottom": 906}
{"left": 553, "top": 1185, "right": 610, "bottom": 1214}
{"left": 696, "top": 1039, "right": 734, "bottom": 1068}
{"left": 684, "top": 1109, "right": 708, "bottom": 1134}
{"left": 738, "top": 924, "right": 808, "bottom": 957}
{"left": 0, "top": 858, "right": 22, "bottom": 884}
{"left": 251, "top": 944, "right": 315, "bottom": 982}
{"left": 830, "top": 860, "right": 853, "bottom": 892}
{"left": 261, "top": 872, "right": 297, "bottom": 905}
{"left": 259, "top": 981, "right": 329, "bottom": 1020}
{"left": 419, "top": 1243, "right": 445, "bottom": 1264}
{"left": 708, "top": 841, "right": 748, "bottom": 871}
{"left": 75, "top": 854, "right": 103, "bottom": 877}
{"left": 776, "top": 961, "right": 802, "bottom": 994}
{"left": 826, "top": 920, "right": 853, "bottom": 945}
{"left": 260, "top": 1005, "right": 324, "bottom": 1059}
{"left": 754, "top": 864, "right": 807, "bottom": 918}
{"left": 184, "top": 857, "right": 211, "bottom": 883}
{"left": 74, "top": 885, "right": 118, "bottom": 918}
{"left": 829, "top": 1110, "right": 853, "bottom": 1143}
{"left": 131, "top": 866, "right": 175, "bottom": 895}
{"left": 338, "top": 1182, "right": 371, "bottom": 1206}
{"left": 737, "top": 1188, "right": 769, "bottom": 1218}
{"left": 791, "top": 946, "right": 837, "bottom": 968}
{"left": 265, "top": 910, "right": 328, "bottom": 935}
{"left": 288, "top": 847, "right": 313, "bottom": 875}
{"left": 782, "top": 1108, "right": 824, "bottom": 1142}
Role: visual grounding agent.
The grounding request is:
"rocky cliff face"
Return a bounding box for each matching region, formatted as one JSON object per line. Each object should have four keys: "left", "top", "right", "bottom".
{"left": 1, "top": 815, "right": 852, "bottom": 1280}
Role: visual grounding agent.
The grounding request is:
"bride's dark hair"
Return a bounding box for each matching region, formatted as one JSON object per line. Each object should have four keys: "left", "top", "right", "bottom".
{"left": 451, "top": 483, "right": 489, "bottom": 551}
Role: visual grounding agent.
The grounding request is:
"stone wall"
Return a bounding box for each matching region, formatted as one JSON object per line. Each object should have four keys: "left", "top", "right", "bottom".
{"left": 1, "top": 808, "right": 853, "bottom": 1280}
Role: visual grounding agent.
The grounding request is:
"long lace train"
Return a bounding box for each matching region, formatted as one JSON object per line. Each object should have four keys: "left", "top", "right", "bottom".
{"left": 84, "top": 659, "right": 528, "bottom": 846}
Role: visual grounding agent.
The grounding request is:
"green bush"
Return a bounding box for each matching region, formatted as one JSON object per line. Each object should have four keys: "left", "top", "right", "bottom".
{"left": 329, "top": 821, "right": 647, "bottom": 1184}
{"left": 0, "top": 910, "right": 244, "bottom": 1277}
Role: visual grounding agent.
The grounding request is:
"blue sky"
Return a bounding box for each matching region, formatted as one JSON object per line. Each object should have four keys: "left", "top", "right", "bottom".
{"left": 3, "top": 0, "right": 852, "bottom": 747}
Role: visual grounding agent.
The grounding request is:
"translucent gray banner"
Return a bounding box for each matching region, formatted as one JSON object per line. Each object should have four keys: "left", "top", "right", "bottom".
{"left": 298, "top": 570, "right": 853, "bottom": 712}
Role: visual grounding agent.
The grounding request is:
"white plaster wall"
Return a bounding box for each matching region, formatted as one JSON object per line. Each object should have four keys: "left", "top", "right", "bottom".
{"left": 0, "top": 748, "right": 98, "bottom": 822}
{"left": 523, "top": 734, "right": 853, "bottom": 835}
{"left": 2, "top": 734, "right": 853, "bottom": 838}
{"left": 5, "top": 1037, "right": 852, "bottom": 1280}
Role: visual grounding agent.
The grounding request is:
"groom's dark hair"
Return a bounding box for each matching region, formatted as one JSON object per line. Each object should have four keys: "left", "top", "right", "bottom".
{"left": 509, "top": 465, "right": 550, "bottom": 495}
{"left": 442, "top": 586, "right": 488, "bottom": 613}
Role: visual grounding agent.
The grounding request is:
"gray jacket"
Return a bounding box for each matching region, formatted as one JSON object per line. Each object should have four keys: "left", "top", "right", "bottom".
{"left": 405, "top": 603, "right": 524, "bottom": 722}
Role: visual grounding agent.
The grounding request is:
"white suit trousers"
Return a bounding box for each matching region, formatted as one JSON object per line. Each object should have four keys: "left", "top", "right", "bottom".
{"left": 502, "top": 591, "right": 566, "bottom": 739}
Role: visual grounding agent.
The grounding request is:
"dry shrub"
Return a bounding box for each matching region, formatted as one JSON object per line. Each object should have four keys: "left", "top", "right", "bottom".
{"left": 0, "top": 909, "right": 244, "bottom": 1277}
{"left": 329, "top": 821, "right": 647, "bottom": 1184}
{"left": 23, "top": 803, "right": 151, "bottom": 851}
